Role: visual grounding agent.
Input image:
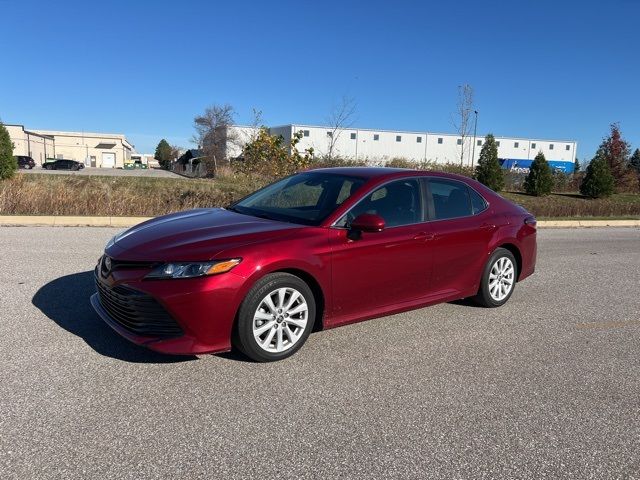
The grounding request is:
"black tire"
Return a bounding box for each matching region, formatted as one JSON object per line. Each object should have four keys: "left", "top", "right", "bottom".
{"left": 234, "top": 272, "right": 316, "bottom": 362}
{"left": 473, "top": 247, "right": 517, "bottom": 308}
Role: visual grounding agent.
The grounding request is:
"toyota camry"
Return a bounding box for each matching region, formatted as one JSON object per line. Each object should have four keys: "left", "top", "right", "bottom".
{"left": 91, "top": 168, "right": 537, "bottom": 362}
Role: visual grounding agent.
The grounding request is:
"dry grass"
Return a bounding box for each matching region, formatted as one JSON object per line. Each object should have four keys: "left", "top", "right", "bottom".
{"left": 502, "top": 192, "right": 640, "bottom": 218}
{"left": 0, "top": 172, "right": 266, "bottom": 216}
{"left": 1, "top": 171, "right": 639, "bottom": 219}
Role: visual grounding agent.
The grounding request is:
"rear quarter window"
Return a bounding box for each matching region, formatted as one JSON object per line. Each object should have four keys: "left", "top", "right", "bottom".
{"left": 469, "top": 188, "right": 488, "bottom": 214}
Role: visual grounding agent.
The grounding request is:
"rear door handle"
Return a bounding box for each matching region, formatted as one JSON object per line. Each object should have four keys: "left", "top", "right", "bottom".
{"left": 413, "top": 232, "right": 435, "bottom": 241}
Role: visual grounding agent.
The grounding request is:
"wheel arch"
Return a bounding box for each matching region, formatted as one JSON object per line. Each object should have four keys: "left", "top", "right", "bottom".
{"left": 275, "top": 268, "right": 326, "bottom": 332}
{"left": 232, "top": 265, "right": 327, "bottom": 334}
{"left": 496, "top": 242, "right": 522, "bottom": 280}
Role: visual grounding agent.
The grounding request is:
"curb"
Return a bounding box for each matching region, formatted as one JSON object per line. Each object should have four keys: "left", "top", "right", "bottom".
{"left": 0, "top": 216, "right": 152, "bottom": 227}
{"left": 538, "top": 220, "right": 640, "bottom": 228}
{"left": 0, "top": 216, "right": 639, "bottom": 228}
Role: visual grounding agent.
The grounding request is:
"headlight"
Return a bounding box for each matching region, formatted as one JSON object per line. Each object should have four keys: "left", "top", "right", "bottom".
{"left": 145, "top": 259, "right": 241, "bottom": 279}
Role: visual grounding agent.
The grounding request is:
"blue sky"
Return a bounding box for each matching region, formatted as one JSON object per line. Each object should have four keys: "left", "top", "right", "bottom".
{"left": 2, "top": 0, "right": 639, "bottom": 158}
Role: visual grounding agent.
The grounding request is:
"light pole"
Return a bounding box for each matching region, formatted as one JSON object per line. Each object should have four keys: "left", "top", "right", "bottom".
{"left": 471, "top": 110, "right": 479, "bottom": 168}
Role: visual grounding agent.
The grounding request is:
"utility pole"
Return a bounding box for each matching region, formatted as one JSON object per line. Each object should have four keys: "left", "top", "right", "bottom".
{"left": 471, "top": 110, "right": 478, "bottom": 168}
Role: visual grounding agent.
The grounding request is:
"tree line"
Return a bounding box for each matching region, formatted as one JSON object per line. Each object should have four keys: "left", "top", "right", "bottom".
{"left": 476, "top": 123, "right": 640, "bottom": 198}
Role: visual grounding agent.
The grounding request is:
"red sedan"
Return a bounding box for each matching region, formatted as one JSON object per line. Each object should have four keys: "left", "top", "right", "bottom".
{"left": 92, "top": 168, "right": 537, "bottom": 361}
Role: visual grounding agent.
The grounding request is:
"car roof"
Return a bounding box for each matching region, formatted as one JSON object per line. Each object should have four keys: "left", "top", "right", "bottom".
{"left": 308, "top": 166, "right": 473, "bottom": 183}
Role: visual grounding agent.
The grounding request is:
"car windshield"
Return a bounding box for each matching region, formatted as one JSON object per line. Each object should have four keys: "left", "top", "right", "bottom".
{"left": 229, "top": 172, "right": 366, "bottom": 226}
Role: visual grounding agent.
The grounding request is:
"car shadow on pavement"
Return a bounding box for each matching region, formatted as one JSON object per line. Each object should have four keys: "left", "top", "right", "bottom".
{"left": 32, "top": 271, "right": 197, "bottom": 364}
{"left": 448, "top": 298, "right": 484, "bottom": 308}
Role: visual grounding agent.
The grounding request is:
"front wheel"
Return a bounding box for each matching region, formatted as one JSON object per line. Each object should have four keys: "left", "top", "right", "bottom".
{"left": 234, "top": 273, "right": 316, "bottom": 362}
{"left": 473, "top": 248, "right": 517, "bottom": 307}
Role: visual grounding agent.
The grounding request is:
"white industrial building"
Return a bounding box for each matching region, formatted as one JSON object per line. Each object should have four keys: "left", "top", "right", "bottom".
{"left": 265, "top": 124, "right": 578, "bottom": 173}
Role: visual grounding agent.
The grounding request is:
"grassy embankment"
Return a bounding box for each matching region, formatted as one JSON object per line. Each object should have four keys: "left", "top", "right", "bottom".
{"left": 1, "top": 172, "right": 639, "bottom": 219}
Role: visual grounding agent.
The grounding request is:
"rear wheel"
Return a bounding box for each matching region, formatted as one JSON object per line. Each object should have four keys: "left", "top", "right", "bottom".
{"left": 234, "top": 273, "right": 315, "bottom": 362}
{"left": 474, "top": 248, "right": 517, "bottom": 307}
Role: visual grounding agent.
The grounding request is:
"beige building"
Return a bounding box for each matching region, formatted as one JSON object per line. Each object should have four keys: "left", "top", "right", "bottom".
{"left": 5, "top": 125, "right": 55, "bottom": 165}
{"left": 5, "top": 124, "right": 134, "bottom": 168}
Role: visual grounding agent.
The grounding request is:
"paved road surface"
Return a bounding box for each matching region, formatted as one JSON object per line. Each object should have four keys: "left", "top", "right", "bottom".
{"left": 0, "top": 227, "right": 638, "bottom": 479}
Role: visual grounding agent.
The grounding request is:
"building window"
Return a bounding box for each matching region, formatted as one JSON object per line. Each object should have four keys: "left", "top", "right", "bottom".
{"left": 303, "top": 130, "right": 310, "bottom": 137}
{"left": 496, "top": 141, "right": 501, "bottom": 147}
{"left": 326, "top": 131, "right": 333, "bottom": 137}
{"left": 514, "top": 142, "right": 519, "bottom": 148}
{"left": 531, "top": 142, "right": 537, "bottom": 149}
{"left": 350, "top": 132, "right": 356, "bottom": 140}
{"left": 457, "top": 138, "right": 462, "bottom": 145}
{"left": 566, "top": 144, "right": 570, "bottom": 151}
{"left": 477, "top": 140, "right": 482, "bottom": 146}
{"left": 437, "top": 137, "right": 443, "bottom": 144}
{"left": 549, "top": 144, "right": 554, "bottom": 150}
{"left": 416, "top": 136, "right": 422, "bottom": 143}
{"left": 396, "top": 135, "right": 402, "bottom": 142}
{"left": 373, "top": 134, "right": 379, "bottom": 141}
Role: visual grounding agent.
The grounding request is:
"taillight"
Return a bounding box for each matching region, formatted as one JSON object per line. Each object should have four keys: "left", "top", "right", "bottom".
{"left": 524, "top": 215, "right": 537, "bottom": 227}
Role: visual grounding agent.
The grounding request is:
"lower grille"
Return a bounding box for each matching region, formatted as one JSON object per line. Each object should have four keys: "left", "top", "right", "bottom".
{"left": 95, "top": 279, "right": 183, "bottom": 338}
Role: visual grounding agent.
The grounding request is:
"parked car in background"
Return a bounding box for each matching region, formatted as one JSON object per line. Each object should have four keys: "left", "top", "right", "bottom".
{"left": 43, "top": 159, "right": 85, "bottom": 171}
{"left": 92, "top": 168, "right": 537, "bottom": 362}
{"left": 17, "top": 155, "right": 36, "bottom": 169}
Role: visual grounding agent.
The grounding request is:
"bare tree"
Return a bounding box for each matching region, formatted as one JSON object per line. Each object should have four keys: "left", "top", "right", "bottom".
{"left": 248, "top": 108, "right": 264, "bottom": 143}
{"left": 169, "top": 144, "right": 182, "bottom": 161}
{"left": 193, "top": 104, "right": 236, "bottom": 175}
{"left": 451, "top": 84, "right": 475, "bottom": 166}
{"left": 325, "top": 96, "right": 357, "bottom": 160}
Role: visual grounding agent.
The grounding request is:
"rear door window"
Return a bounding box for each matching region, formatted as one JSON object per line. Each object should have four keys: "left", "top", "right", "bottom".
{"left": 428, "top": 179, "right": 473, "bottom": 220}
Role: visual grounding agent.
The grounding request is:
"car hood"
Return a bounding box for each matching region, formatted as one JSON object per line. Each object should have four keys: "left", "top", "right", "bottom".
{"left": 105, "top": 208, "right": 303, "bottom": 261}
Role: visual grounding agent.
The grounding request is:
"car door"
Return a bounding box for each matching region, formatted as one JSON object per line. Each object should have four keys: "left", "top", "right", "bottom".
{"left": 425, "top": 178, "right": 498, "bottom": 295}
{"left": 329, "top": 178, "right": 433, "bottom": 321}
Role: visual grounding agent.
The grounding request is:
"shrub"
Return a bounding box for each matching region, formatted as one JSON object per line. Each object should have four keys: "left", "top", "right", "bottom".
{"left": 0, "top": 123, "right": 17, "bottom": 180}
{"left": 312, "top": 156, "right": 367, "bottom": 168}
{"left": 474, "top": 134, "right": 504, "bottom": 191}
{"left": 239, "top": 129, "right": 313, "bottom": 178}
{"left": 386, "top": 157, "right": 413, "bottom": 169}
{"left": 523, "top": 151, "right": 554, "bottom": 196}
{"left": 580, "top": 155, "right": 615, "bottom": 198}
{"left": 552, "top": 171, "right": 568, "bottom": 192}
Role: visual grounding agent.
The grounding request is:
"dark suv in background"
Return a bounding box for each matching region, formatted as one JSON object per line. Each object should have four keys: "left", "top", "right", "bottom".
{"left": 17, "top": 156, "right": 36, "bottom": 169}
{"left": 43, "top": 159, "right": 85, "bottom": 170}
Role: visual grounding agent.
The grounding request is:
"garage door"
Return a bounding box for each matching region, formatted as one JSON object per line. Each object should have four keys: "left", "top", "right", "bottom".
{"left": 101, "top": 152, "right": 116, "bottom": 168}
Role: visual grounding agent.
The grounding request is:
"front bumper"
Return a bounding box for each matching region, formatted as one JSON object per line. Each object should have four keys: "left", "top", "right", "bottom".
{"left": 91, "top": 267, "right": 247, "bottom": 355}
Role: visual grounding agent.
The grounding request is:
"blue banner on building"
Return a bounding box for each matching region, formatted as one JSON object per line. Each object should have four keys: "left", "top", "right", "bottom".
{"left": 499, "top": 158, "right": 574, "bottom": 174}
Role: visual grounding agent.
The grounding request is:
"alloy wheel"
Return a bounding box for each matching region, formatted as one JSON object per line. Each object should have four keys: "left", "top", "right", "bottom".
{"left": 252, "top": 287, "right": 308, "bottom": 353}
{"left": 488, "top": 257, "right": 515, "bottom": 302}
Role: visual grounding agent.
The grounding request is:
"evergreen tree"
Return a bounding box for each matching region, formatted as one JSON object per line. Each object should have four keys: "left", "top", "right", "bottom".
{"left": 524, "top": 151, "right": 554, "bottom": 196}
{"left": 580, "top": 154, "right": 615, "bottom": 198}
{"left": 474, "top": 134, "right": 504, "bottom": 191}
{"left": 573, "top": 158, "right": 581, "bottom": 173}
{"left": 0, "top": 123, "right": 17, "bottom": 180}
{"left": 596, "top": 123, "right": 632, "bottom": 190}
{"left": 154, "top": 139, "right": 173, "bottom": 169}
{"left": 630, "top": 148, "right": 640, "bottom": 174}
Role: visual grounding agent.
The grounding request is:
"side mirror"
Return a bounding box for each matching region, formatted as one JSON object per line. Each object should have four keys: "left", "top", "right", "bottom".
{"left": 350, "top": 213, "right": 385, "bottom": 233}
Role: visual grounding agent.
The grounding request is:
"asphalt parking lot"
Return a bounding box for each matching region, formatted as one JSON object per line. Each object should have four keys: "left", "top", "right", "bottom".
{"left": 0, "top": 227, "right": 639, "bottom": 479}
{"left": 20, "top": 166, "right": 181, "bottom": 178}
